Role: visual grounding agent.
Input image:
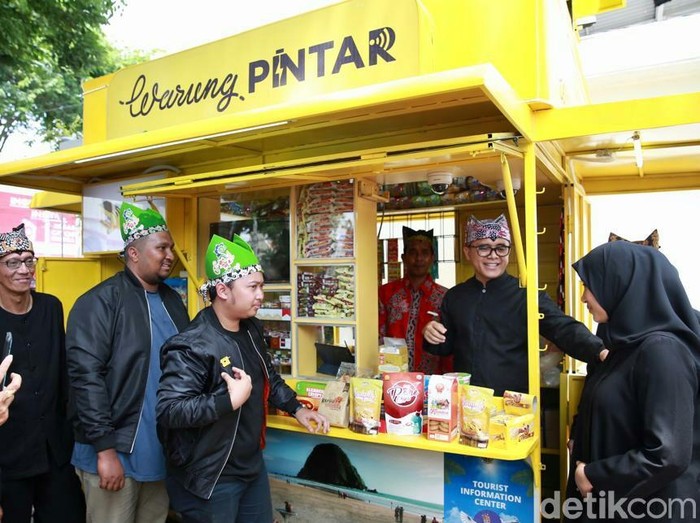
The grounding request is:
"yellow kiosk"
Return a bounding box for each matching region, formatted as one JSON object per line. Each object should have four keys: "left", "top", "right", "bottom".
{"left": 1, "top": 1, "right": 698, "bottom": 520}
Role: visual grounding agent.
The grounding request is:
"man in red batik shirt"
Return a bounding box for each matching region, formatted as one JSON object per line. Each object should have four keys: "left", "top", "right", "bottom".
{"left": 379, "top": 227, "right": 451, "bottom": 374}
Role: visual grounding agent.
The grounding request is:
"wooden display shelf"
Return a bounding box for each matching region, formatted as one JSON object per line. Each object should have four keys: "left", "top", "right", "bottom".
{"left": 294, "top": 317, "right": 356, "bottom": 325}
{"left": 294, "top": 258, "right": 357, "bottom": 265}
{"left": 267, "top": 414, "right": 538, "bottom": 461}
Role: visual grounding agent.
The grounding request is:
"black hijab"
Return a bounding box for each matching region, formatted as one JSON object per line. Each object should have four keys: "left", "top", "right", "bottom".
{"left": 573, "top": 241, "right": 700, "bottom": 365}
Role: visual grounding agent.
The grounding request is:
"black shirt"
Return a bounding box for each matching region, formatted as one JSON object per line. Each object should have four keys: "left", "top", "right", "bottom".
{"left": 0, "top": 292, "right": 73, "bottom": 479}
{"left": 220, "top": 326, "right": 266, "bottom": 481}
{"left": 424, "top": 273, "right": 602, "bottom": 395}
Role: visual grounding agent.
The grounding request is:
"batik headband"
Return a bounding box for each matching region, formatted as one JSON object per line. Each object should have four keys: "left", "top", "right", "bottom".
{"left": 0, "top": 223, "right": 34, "bottom": 256}
{"left": 466, "top": 214, "right": 511, "bottom": 244}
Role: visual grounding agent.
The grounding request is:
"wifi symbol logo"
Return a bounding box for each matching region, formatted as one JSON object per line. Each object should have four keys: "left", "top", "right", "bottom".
{"left": 370, "top": 27, "right": 396, "bottom": 51}
{"left": 369, "top": 27, "right": 397, "bottom": 65}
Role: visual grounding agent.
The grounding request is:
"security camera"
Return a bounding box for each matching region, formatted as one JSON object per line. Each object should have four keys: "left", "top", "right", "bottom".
{"left": 495, "top": 177, "right": 521, "bottom": 199}
{"left": 427, "top": 170, "right": 453, "bottom": 195}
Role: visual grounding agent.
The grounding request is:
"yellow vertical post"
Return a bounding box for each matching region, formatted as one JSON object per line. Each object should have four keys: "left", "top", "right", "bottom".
{"left": 147, "top": 198, "right": 202, "bottom": 317}
{"left": 500, "top": 154, "right": 527, "bottom": 287}
{"left": 524, "top": 142, "right": 542, "bottom": 493}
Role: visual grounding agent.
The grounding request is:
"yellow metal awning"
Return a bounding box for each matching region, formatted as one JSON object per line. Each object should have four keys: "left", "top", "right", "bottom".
{"left": 0, "top": 65, "right": 524, "bottom": 194}
{"left": 29, "top": 191, "right": 82, "bottom": 213}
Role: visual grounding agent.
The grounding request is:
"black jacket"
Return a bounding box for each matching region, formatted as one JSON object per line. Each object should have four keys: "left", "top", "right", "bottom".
{"left": 157, "top": 308, "right": 300, "bottom": 500}
{"left": 566, "top": 242, "right": 700, "bottom": 521}
{"left": 66, "top": 267, "right": 189, "bottom": 453}
{"left": 424, "top": 273, "right": 603, "bottom": 395}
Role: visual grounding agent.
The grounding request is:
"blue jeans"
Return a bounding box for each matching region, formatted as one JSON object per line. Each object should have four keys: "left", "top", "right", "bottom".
{"left": 166, "top": 465, "right": 273, "bottom": 523}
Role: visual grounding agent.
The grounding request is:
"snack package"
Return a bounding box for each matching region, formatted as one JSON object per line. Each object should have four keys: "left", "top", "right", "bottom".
{"left": 503, "top": 390, "right": 537, "bottom": 416}
{"left": 427, "top": 375, "right": 458, "bottom": 442}
{"left": 490, "top": 413, "right": 536, "bottom": 449}
{"left": 379, "top": 337, "right": 409, "bottom": 372}
{"left": 318, "top": 380, "right": 350, "bottom": 428}
{"left": 349, "top": 377, "right": 383, "bottom": 435}
{"left": 277, "top": 380, "right": 326, "bottom": 415}
{"left": 296, "top": 380, "right": 326, "bottom": 412}
{"left": 383, "top": 372, "right": 424, "bottom": 435}
{"left": 459, "top": 385, "right": 494, "bottom": 448}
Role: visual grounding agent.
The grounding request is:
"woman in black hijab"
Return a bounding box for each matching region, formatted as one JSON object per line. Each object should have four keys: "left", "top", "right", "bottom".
{"left": 566, "top": 241, "right": 700, "bottom": 522}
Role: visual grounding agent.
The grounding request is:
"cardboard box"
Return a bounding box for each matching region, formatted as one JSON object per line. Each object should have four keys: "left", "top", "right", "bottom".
{"left": 489, "top": 413, "right": 536, "bottom": 449}
{"left": 379, "top": 343, "right": 408, "bottom": 372}
{"left": 427, "top": 375, "right": 458, "bottom": 442}
{"left": 503, "top": 390, "right": 537, "bottom": 416}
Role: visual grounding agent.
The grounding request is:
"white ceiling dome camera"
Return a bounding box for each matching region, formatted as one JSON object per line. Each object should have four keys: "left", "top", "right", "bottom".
{"left": 427, "top": 169, "right": 454, "bottom": 195}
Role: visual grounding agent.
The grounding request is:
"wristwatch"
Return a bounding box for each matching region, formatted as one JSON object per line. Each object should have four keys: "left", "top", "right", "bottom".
{"left": 292, "top": 404, "right": 305, "bottom": 416}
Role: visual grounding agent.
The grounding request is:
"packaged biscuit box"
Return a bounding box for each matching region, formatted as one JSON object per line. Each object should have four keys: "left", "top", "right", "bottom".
{"left": 444, "top": 372, "right": 471, "bottom": 408}
{"left": 443, "top": 372, "right": 471, "bottom": 386}
{"left": 427, "top": 375, "right": 458, "bottom": 442}
{"left": 489, "top": 413, "right": 536, "bottom": 449}
{"left": 383, "top": 372, "right": 424, "bottom": 435}
{"left": 503, "top": 390, "right": 537, "bottom": 416}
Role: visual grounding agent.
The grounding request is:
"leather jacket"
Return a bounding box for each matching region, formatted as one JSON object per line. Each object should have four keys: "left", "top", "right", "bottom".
{"left": 157, "top": 308, "right": 300, "bottom": 500}
{"left": 66, "top": 267, "right": 189, "bottom": 453}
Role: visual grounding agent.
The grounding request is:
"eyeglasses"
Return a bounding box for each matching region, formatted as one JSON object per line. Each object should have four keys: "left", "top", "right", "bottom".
{"left": 470, "top": 244, "right": 511, "bottom": 258}
{"left": 0, "top": 257, "right": 38, "bottom": 270}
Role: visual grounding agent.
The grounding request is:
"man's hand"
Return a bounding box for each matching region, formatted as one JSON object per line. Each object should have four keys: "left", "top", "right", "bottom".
{"left": 221, "top": 367, "right": 252, "bottom": 410}
{"left": 599, "top": 348, "right": 610, "bottom": 362}
{"left": 575, "top": 461, "right": 593, "bottom": 496}
{"left": 422, "top": 320, "right": 447, "bottom": 344}
{"left": 97, "top": 448, "right": 125, "bottom": 491}
{"left": 294, "top": 407, "right": 330, "bottom": 434}
{"left": 0, "top": 355, "right": 22, "bottom": 426}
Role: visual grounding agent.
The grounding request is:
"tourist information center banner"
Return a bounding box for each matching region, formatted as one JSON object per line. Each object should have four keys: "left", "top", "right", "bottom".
{"left": 444, "top": 454, "right": 535, "bottom": 523}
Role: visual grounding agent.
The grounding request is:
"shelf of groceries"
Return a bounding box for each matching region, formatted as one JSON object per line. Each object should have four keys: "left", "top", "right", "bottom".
{"left": 267, "top": 414, "right": 539, "bottom": 461}
{"left": 269, "top": 369, "right": 540, "bottom": 462}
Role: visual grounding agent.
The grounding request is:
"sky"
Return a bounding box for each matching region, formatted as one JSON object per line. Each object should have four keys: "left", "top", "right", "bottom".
{"left": 102, "top": 0, "right": 341, "bottom": 57}
{"left": 589, "top": 191, "right": 700, "bottom": 309}
{"left": 2, "top": 0, "right": 341, "bottom": 161}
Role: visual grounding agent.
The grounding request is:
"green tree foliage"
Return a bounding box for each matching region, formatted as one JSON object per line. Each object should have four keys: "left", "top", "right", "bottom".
{"left": 0, "top": 0, "right": 148, "bottom": 153}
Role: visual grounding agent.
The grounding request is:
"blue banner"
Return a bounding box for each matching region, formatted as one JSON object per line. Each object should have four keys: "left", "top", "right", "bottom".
{"left": 444, "top": 455, "right": 535, "bottom": 523}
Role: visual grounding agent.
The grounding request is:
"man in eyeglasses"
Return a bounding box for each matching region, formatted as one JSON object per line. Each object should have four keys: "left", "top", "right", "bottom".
{"left": 0, "top": 223, "right": 86, "bottom": 522}
{"left": 423, "top": 214, "right": 606, "bottom": 395}
{"left": 66, "top": 203, "right": 190, "bottom": 523}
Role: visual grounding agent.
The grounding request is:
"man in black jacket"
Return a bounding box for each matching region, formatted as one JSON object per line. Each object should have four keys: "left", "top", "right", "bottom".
{"left": 66, "top": 203, "right": 189, "bottom": 523}
{"left": 157, "top": 234, "right": 328, "bottom": 522}
{"left": 0, "top": 223, "right": 85, "bottom": 523}
{"left": 423, "top": 214, "right": 607, "bottom": 395}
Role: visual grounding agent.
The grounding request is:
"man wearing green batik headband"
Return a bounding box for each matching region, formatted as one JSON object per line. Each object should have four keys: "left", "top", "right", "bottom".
{"left": 157, "top": 234, "right": 329, "bottom": 522}
{"left": 66, "top": 202, "right": 189, "bottom": 523}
